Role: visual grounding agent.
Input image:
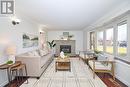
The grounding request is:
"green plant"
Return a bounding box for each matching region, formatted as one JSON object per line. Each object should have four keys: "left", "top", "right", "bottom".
{"left": 94, "top": 50, "right": 101, "bottom": 54}
{"left": 47, "top": 40, "right": 56, "bottom": 49}
{"left": 68, "top": 35, "right": 74, "bottom": 38}
{"left": 6, "top": 60, "right": 13, "bottom": 64}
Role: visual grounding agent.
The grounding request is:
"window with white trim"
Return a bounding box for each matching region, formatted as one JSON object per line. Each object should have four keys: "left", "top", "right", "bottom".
{"left": 97, "top": 31, "right": 103, "bottom": 51}
{"left": 105, "top": 28, "right": 114, "bottom": 54}
{"left": 117, "top": 22, "right": 127, "bottom": 56}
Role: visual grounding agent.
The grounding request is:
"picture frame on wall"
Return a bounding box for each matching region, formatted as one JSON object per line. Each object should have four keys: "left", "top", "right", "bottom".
{"left": 63, "top": 32, "right": 69, "bottom": 37}
{"left": 23, "top": 33, "right": 39, "bottom": 48}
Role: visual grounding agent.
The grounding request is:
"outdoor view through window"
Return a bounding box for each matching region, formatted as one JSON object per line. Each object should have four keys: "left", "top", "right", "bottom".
{"left": 106, "top": 28, "right": 113, "bottom": 54}
{"left": 97, "top": 31, "right": 103, "bottom": 51}
{"left": 96, "top": 23, "right": 127, "bottom": 56}
{"left": 117, "top": 23, "right": 127, "bottom": 56}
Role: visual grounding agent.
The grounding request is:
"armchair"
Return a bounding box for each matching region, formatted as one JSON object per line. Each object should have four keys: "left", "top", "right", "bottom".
{"left": 88, "top": 56, "right": 115, "bottom": 80}
{"left": 79, "top": 51, "right": 96, "bottom": 65}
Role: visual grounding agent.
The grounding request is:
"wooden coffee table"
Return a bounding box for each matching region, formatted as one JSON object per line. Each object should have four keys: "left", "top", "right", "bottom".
{"left": 55, "top": 58, "right": 71, "bottom": 72}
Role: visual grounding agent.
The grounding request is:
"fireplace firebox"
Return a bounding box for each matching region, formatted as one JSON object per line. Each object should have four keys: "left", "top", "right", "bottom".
{"left": 60, "top": 45, "right": 71, "bottom": 53}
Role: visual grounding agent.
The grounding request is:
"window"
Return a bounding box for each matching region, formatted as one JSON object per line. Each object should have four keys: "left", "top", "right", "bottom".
{"left": 106, "top": 28, "right": 113, "bottom": 54}
{"left": 97, "top": 31, "right": 103, "bottom": 51}
{"left": 117, "top": 22, "right": 127, "bottom": 56}
{"left": 90, "top": 32, "right": 95, "bottom": 50}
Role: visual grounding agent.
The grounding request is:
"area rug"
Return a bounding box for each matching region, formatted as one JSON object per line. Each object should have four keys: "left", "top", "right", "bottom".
{"left": 31, "top": 58, "right": 107, "bottom": 87}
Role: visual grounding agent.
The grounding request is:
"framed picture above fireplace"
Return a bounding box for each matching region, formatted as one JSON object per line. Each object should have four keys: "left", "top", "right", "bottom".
{"left": 63, "top": 32, "right": 69, "bottom": 36}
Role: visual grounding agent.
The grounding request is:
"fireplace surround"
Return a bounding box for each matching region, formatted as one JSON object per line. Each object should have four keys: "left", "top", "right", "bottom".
{"left": 55, "top": 40, "right": 75, "bottom": 55}
{"left": 60, "top": 45, "right": 71, "bottom": 53}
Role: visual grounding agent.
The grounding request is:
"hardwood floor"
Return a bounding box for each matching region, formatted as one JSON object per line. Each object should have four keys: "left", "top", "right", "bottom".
{"left": 5, "top": 58, "right": 127, "bottom": 87}
{"left": 4, "top": 77, "right": 28, "bottom": 87}
{"left": 97, "top": 73, "right": 128, "bottom": 87}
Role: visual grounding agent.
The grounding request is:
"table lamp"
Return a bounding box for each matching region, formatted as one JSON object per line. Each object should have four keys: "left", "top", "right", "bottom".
{"left": 6, "top": 45, "right": 16, "bottom": 64}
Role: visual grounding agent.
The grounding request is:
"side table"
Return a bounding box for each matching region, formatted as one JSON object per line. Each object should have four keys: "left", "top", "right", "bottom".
{"left": 0, "top": 61, "right": 21, "bottom": 85}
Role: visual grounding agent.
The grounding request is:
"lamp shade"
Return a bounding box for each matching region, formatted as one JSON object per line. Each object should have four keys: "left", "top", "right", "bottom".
{"left": 6, "top": 45, "right": 16, "bottom": 55}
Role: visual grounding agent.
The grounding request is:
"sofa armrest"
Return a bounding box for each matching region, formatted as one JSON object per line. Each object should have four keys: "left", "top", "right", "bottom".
{"left": 16, "top": 56, "right": 41, "bottom": 77}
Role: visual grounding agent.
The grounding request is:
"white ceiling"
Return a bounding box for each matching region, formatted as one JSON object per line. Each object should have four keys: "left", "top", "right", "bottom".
{"left": 16, "top": 0, "right": 129, "bottom": 30}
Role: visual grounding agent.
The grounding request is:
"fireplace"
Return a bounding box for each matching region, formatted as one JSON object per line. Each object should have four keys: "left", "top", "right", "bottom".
{"left": 55, "top": 40, "right": 75, "bottom": 55}
{"left": 60, "top": 45, "right": 71, "bottom": 53}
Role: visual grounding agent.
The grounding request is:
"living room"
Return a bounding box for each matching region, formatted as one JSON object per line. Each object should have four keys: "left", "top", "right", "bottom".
{"left": 0, "top": 0, "right": 130, "bottom": 87}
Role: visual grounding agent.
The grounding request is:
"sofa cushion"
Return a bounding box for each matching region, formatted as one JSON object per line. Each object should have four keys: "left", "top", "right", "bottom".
{"left": 28, "top": 52, "right": 34, "bottom": 56}
{"left": 27, "top": 51, "right": 40, "bottom": 56}
{"left": 39, "top": 49, "right": 48, "bottom": 56}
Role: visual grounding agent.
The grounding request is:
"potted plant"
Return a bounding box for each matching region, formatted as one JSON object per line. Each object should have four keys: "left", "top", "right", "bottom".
{"left": 94, "top": 50, "right": 101, "bottom": 57}
{"left": 47, "top": 40, "right": 56, "bottom": 54}
{"left": 6, "top": 60, "right": 13, "bottom": 65}
{"left": 67, "top": 35, "right": 74, "bottom": 40}
{"left": 47, "top": 40, "right": 56, "bottom": 49}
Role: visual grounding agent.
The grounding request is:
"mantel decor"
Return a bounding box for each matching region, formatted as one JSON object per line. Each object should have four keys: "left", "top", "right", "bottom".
{"left": 60, "top": 32, "right": 74, "bottom": 40}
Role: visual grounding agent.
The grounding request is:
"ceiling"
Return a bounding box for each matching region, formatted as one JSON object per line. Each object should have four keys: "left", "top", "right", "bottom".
{"left": 16, "top": 0, "right": 129, "bottom": 30}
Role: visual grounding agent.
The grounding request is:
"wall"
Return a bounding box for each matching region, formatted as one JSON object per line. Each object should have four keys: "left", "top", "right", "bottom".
{"left": 47, "top": 31, "right": 83, "bottom": 54}
{"left": 0, "top": 14, "right": 39, "bottom": 87}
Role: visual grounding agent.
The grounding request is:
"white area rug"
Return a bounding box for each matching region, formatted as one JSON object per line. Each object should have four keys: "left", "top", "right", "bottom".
{"left": 21, "top": 58, "right": 107, "bottom": 87}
